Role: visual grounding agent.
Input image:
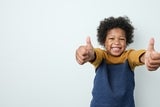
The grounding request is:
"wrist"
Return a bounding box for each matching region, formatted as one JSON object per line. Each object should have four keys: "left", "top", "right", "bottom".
{"left": 89, "top": 51, "right": 96, "bottom": 62}
{"left": 139, "top": 52, "right": 146, "bottom": 64}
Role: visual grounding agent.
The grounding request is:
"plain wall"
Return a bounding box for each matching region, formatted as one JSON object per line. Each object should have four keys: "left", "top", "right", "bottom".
{"left": 0, "top": 0, "right": 160, "bottom": 107}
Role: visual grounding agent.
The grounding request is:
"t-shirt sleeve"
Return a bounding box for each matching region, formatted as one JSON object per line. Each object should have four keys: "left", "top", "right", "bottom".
{"left": 90, "top": 48, "right": 105, "bottom": 68}
{"left": 128, "top": 49, "right": 146, "bottom": 70}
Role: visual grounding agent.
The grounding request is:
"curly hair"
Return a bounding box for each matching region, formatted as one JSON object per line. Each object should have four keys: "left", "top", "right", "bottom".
{"left": 97, "top": 16, "right": 134, "bottom": 46}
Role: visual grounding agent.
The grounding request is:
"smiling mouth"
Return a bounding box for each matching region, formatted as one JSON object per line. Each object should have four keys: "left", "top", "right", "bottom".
{"left": 111, "top": 47, "right": 121, "bottom": 52}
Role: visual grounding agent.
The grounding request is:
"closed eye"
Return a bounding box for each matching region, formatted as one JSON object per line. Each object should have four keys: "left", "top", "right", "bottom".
{"left": 109, "top": 37, "right": 114, "bottom": 40}
{"left": 120, "top": 38, "right": 125, "bottom": 40}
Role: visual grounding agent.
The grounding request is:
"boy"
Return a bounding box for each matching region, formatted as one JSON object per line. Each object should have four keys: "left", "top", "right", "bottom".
{"left": 75, "top": 16, "right": 160, "bottom": 107}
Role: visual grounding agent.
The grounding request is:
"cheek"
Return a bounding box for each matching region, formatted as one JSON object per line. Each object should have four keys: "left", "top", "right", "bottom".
{"left": 104, "top": 41, "right": 111, "bottom": 49}
{"left": 121, "top": 42, "right": 127, "bottom": 49}
{"left": 122, "top": 41, "right": 127, "bottom": 46}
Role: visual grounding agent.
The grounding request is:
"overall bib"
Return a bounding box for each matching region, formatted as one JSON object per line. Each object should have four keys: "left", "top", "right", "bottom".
{"left": 90, "top": 60, "right": 135, "bottom": 107}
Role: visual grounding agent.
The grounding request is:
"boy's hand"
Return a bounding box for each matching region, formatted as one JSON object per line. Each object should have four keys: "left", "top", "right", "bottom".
{"left": 75, "top": 37, "right": 95, "bottom": 65}
{"left": 145, "top": 38, "right": 160, "bottom": 71}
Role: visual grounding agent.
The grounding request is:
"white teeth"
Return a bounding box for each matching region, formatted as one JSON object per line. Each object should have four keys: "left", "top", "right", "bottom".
{"left": 112, "top": 47, "right": 120, "bottom": 51}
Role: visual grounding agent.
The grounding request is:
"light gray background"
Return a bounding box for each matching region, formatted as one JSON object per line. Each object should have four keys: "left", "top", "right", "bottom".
{"left": 0, "top": 0, "right": 160, "bottom": 107}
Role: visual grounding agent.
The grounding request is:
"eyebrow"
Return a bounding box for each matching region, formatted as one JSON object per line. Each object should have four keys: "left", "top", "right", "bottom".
{"left": 107, "top": 35, "right": 126, "bottom": 37}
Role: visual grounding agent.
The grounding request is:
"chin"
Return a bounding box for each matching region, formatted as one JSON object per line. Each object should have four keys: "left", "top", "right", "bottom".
{"left": 112, "top": 54, "right": 122, "bottom": 57}
{"left": 110, "top": 52, "right": 123, "bottom": 57}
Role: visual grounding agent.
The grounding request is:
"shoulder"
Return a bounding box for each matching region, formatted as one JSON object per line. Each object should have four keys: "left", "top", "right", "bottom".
{"left": 94, "top": 48, "right": 106, "bottom": 53}
{"left": 126, "top": 49, "right": 146, "bottom": 57}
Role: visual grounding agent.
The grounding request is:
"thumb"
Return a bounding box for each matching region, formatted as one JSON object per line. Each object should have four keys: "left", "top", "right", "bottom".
{"left": 86, "top": 36, "right": 93, "bottom": 48}
{"left": 147, "top": 38, "right": 155, "bottom": 51}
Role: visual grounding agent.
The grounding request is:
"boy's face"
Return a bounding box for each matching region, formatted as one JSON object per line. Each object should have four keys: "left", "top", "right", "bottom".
{"left": 104, "top": 28, "right": 126, "bottom": 57}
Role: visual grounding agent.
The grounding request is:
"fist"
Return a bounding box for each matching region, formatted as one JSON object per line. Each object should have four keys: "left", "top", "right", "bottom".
{"left": 145, "top": 38, "right": 160, "bottom": 71}
{"left": 75, "top": 37, "right": 95, "bottom": 65}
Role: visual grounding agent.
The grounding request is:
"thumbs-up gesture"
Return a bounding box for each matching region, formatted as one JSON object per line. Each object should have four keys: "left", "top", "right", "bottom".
{"left": 145, "top": 38, "right": 160, "bottom": 71}
{"left": 75, "top": 37, "right": 95, "bottom": 65}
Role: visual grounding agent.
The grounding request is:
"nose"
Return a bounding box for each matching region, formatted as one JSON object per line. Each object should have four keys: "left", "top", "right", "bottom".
{"left": 114, "top": 39, "right": 120, "bottom": 44}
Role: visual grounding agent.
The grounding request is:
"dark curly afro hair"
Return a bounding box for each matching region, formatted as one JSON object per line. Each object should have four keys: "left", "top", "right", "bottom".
{"left": 97, "top": 16, "right": 134, "bottom": 46}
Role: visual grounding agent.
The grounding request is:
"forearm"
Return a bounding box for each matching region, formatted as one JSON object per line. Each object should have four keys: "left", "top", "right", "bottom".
{"left": 139, "top": 52, "right": 145, "bottom": 64}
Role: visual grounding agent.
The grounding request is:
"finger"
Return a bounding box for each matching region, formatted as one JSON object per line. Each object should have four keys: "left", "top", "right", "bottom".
{"left": 76, "top": 52, "right": 85, "bottom": 65}
{"left": 86, "top": 36, "right": 93, "bottom": 48}
{"left": 76, "top": 55, "right": 89, "bottom": 65}
{"left": 147, "top": 67, "right": 158, "bottom": 71}
{"left": 148, "top": 60, "right": 160, "bottom": 65}
{"left": 147, "top": 38, "right": 155, "bottom": 51}
{"left": 76, "top": 56, "right": 85, "bottom": 65}
{"left": 76, "top": 49, "right": 89, "bottom": 64}
{"left": 150, "top": 51, "right": 160, "bottom": 60}
{"left": 77, "top": 46, "right": 88, "bottom": 56}
{"left": 145, "top": 58, "right": 160, "bottom": 71}
{"left": 146, "top": 62, "right": 159, "bottom": 71}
